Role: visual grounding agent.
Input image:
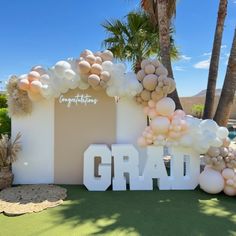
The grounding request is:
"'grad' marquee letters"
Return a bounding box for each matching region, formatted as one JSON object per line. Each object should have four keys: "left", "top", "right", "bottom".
{"left": 83, "top": 144, "right": 200, "bottom": 191}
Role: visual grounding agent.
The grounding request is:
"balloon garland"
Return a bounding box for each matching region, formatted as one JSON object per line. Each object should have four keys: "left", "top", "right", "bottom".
{"left": 8, "top": 54, "right": 236, "bottom": 197}
{"left": 11, "top": 49, "right": 142, "bottom": 105}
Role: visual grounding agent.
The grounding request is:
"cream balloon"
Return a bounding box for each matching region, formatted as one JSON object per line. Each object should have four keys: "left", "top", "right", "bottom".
{"left": 199, "top": 167, "right": 224, "bottom": 194}
{"left": 156, "top": 97, "right": 176, "bottom": 116}
{"left": 151, "top": 116, "right": 170, "bottom": 134}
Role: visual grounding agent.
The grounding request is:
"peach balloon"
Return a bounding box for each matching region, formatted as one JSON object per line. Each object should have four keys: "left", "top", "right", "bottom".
{"left": 100, "top": 50, "right": 113, "bottom": 61}
{"left": 88, "top": 74, "right": 100, "bottom": 87}
{"left": 151, "top": 116, "right": 170, "bottom": 134}
{"left": 28, "top": 71, "right": 40, "bottom": 82}
{"left": 224, "top": 185, "right": 236, "bottom": 196}
{"left": 78, "top": 61, "right": 91, "bottom": 74}
{"left": 18, "top": 79, "right": 30, "bottom": 91}
{"left": 30, "top": 80, "right": 42, "bottom": 93}
{"left": 174, "top": 109, "right": 186, "bottom": 118}
{"left": 86, "top": 54, "right": 96, "bottom": 64}
{"left": 222, "top": 168, "right": 235, "bottom": 179}
{"left": 100, "top": 71, "right": 111, "bottom": 81}
{"left": 90, "top": 63, "right": 103, "bottom": 75}
{"left": 148, "top": 100, "right": 156, "bottom": 108}
{"left": 137, "top": 137, "right": 147, "bottom": 147}
{"left": 156, "top": 97, "right": 176, "bottom": 116}
{"left": 148, "top": 108, "right": 157, "bottom": 118}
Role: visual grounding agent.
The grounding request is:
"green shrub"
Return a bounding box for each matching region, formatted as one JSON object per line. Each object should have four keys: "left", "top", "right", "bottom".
{"left": 0, "top": 94, "right": 7, "bottom": 108}
{"left": 0, "top": 108, "right": 11, "bottom": 135}
{"left": 191, "top": 104, "right": 204, "bottom": 118}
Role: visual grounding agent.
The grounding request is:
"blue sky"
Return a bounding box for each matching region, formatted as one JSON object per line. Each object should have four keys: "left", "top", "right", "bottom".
{"left": 0, "top": 0, "right": 235, "bottom": 96}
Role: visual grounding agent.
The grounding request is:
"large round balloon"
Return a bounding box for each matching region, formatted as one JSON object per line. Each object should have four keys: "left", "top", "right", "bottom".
{"left": 199, "top": 167, "right": 224, "bottom": 194}
{"left": 156, "top": 97, "right": 176, "bottom": 116}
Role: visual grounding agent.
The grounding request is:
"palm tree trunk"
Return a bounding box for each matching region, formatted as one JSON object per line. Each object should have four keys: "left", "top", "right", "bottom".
{"left": 203, "top": 0, "right": 228, "bottom": 119}
{"left": 156, "top": 0, "right": 183, "bottom": 110}
{"left": 214, "top": 28, "right": 236, "bottom": 126}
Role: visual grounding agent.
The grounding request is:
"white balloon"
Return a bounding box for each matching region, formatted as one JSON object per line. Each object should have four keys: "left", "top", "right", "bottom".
{"left": 64, "top": 69, "right": 76, "bottom": 80}
{"left": 54, "top": 61, "right": 71, "bottom": 77}
{"left": 217, "top": 127, "right": 229, "bottom": 139}
{"left": 200, "top": 119, "right": 218, "bottom": 132}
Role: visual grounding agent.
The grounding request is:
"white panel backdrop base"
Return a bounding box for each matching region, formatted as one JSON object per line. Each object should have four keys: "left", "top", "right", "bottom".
{"left": 12, "top": 99, "right": 54, "bottom": 184}
{"left": 116, "top": 98, "right": 147, "bottom": 174}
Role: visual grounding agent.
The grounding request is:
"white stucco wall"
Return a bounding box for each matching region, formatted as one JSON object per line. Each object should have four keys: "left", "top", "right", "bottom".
{"left": 116, "top": 98, "right": 147, "bottom": 173}
{"left": 12, "top": 99, "right": 54, "bottom": 184}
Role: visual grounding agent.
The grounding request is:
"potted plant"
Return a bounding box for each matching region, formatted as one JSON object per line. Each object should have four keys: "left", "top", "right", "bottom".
{"left": 0, "top": 133, "right": 21, "bottom": 190}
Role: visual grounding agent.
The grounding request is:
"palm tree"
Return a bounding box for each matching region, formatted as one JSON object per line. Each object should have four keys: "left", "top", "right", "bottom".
{"left": 102, "top": 11, "right": 179, "bottom": 73}
{"left": 214, "top": 28, "right": 236, "bottom": 127}
{"left": 203, "top": 0, "right": 228, "bottom": 119}
{"left": 141, "top": 0, "right": 183, "bottom": 110}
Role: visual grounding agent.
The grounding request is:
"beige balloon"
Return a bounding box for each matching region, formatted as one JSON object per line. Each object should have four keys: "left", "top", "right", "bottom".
{"left": 140, "top": 89, "right": 151, "bottom": 101}
{"left": 90, "top": 63, "right": 103, "bottom": 75}
{"left": 78, "top": 61, "right": 91, "bottom": 74}
{"left": 142, "top": 74, "right": 158, "bottom": 91}
{"left": 86, "top": 54, "right": 96, "bottom": 65}
{"left": 100, "top": 71, "right": 111, "bottom": 81}
{"left": 80, "top": 49, "right": 93, "bottom": 58}
{"left": 101, "top": 50, "right": 113, "bottom": 61}
{"left": 137, "top": 70, "right": 146, "bottom": 82}
{"left": 88, "top": 74, "right": 100, "bottom": 87}
{"left": 144, "top": 64, "right": 156, "bottom": 74}
{"left": 141, "top": 59, "right": 150, "bottom": 70}
{"left": 95, "top": 56, "right": 103, "bottom": 65}
{"left": 28, "top": 71, "right": 40, "bottom": 82}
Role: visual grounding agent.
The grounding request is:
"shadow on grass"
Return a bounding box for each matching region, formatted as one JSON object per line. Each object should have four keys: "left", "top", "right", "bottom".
{"left": 40, "top": 186, "right": 236, "bottom": 236}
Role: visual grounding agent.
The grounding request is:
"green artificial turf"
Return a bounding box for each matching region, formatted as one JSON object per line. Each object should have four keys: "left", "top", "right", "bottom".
{"left": 0, "top": 186, "right": 236, "bottom": 236}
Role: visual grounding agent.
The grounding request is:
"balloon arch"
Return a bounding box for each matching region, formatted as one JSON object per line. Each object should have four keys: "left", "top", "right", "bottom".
{"left": 7, "top": 49, "right": 236, "bottom": 196}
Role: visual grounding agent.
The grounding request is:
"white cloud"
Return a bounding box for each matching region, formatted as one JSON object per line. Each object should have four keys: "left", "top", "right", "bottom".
{"left": 194, "top": 59, "right": 210, "bottom": 69}
{"left": 202, "top": 52, "right": 211, "bottom": 56}
{"left": 174, "top": 66, "right": 185, "bottom": 71}
{"left": 180, "top": 55, "right": 191, "bottom": 61}
{"left": 221, "top": 45, "right": 227, "bottom": 48}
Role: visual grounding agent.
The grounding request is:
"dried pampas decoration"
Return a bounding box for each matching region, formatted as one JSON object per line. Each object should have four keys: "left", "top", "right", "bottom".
{"left": 0, "top": 133, "right": 22, "bottom": 167}
{"left": 7, "top": 75, "right": 32, "bottom": 117}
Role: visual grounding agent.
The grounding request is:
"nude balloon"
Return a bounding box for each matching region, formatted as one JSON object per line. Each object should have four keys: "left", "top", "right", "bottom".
{"left": 78, "top": 61, "right": 91, "bottom": 74}
{"left": 222, "top": 168, "right": 235, "bottom": 179}
{"left": 199, "top": 167, "right": 224, "bottom": 194}
{"left": 151, "top": 116, "right": 170, "bottom": 134}
{"left": 28, "top": 71, "right": 40, "bottom": 82}
{"left": 18, "top": 79, "right": 30, "bottom": 91}
{"left": 30, "top": 80, "right": 42, "bottom": 93}
{"left": 156, "top": 97, "right": 176, "bottom": 116}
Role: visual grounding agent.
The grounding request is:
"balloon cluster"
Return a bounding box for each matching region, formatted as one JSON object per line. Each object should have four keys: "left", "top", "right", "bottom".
{"left": 18, "top": 66, "right": 46, "bottom": 101}
{"left": 77, "top": 49, "right": 113, "bottom": 90}
{"left": 135, "top": 58, "right": 176, "bottom": 106}
{"left": 137, "top": 97, "right": 188, "bottom": 147}
{"left": 204, "top": 141, "right": 236, "bottom": 171}
{"left": 222, "top": 168, "right": 236, "bottom": 196}
{"left": 14, "top": 49, "right": 142, "bottom": 103}
{"left": 199, "top": 165, "right": 236, "bottom": 196}
{"left": 179, "top": 118, "right": 230, "bottom": 154}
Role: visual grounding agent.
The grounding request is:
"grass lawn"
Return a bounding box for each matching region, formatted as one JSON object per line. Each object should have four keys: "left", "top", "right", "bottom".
{"left": 0, "top": 185, "right": 236, "bottom": 236}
